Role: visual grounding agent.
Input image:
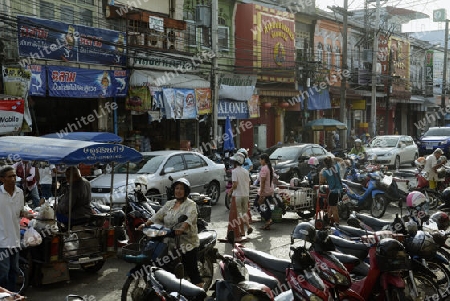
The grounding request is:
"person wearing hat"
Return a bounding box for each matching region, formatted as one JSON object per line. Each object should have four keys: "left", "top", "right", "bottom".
{"left": 227, "top": 152, "right": 253, "bottom": 241}
{"left": 424, "top": 148, "right": 447, "bottom": 190}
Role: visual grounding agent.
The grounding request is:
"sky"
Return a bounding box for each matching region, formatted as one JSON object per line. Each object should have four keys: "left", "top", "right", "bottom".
{"left": 317, "top": 0, "right": 450, "bottom": 33}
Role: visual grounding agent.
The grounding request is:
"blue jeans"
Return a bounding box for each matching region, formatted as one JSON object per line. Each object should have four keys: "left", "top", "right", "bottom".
{"left": 0, "top": 248, "right": 19, "bottom": 292}
{"left": 40, "top": 184, "right": 53, "bottom": 199}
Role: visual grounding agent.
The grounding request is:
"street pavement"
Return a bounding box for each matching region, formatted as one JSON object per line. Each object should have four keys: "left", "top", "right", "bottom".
{"left": 23, "top": 166, "right": 418, "bottom": 300}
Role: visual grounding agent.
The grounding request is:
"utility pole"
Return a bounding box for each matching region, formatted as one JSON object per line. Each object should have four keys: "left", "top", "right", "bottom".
{"left": 370, "top": 0, "right": 381, "bottom": 137}
{"left": 211, "top": 0, "right": 219, "bottom": 144}
{"left": 328, "top": 2, "right": 350, "bottom": 149}
{"left": 385, "top": 48, "right": 392, "bottom": 134}
{"left": 442, "top": 20, "right": 449, "bottom": 126}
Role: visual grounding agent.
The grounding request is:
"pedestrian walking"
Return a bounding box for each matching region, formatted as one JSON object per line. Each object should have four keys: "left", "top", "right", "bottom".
{"left": 227, "top": 152, "right": 253, "bottom": 242}
{"left": 319, "top": 156, "right": 343, "bottom": 225}
{"left": 253, "top": 153, "right": 275, "bottom": 230}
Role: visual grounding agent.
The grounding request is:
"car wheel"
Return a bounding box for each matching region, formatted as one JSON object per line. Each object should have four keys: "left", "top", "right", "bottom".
{"left": 207, "top": 181, "right": 220, "bottom": 205}
{"left": 411, "top": 153, "right": 418, "bottom": 167}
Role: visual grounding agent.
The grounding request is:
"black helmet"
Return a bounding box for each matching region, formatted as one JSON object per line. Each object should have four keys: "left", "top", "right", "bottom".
{"left": 430, "top": 211, "right": 450, "bottom": 231}
{"left": 171, "top": 177, "right": 191, "bottom": 198}
{"left": 376, "top": 238, "right": 405, "bottom": 258}
{"left": 313, "top": 230, "right": 335, "bottom": 253}
{"left": 376, "top": 238, "right": 410, "bottom": 272}
{"left": 291, "top": 222, "right": 316, "bottom": 243}
{"left": 442, "top": 188, "right": 450, "bottom": 203}
{"left": 290, "top": 246, "right": 315, "bottom": 270}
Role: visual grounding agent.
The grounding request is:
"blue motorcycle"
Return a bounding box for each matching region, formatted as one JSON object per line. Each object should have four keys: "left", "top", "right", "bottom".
{"left": 340, "top": 172, "right": 389, "bottom": 219}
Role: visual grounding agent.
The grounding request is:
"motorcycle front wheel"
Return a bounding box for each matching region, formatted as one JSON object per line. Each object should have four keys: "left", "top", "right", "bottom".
{"left": 370, "top": 194, "right": 388, "bottom": 218}
{"left": 121, "top": 274, "right": 155, "bottom": 301}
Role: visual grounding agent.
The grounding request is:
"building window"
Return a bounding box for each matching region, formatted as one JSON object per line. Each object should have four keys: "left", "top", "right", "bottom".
{"left": 317, "top": 42, "right": 323, "bottom": 63}
{"left": 80, "top": 8, "right": 93, "bottom": 27}
{"left": 334, "top": 46, "right": 341, "bottom": 71}
{"left": 40, "top": 1, "right": 55, "bottom": 20}
{"left": 61, "top": 5, "right": 74, "bottom": 23}
{"left": 326, "top": 44, "right": 332, "bottom": 69}
{"left": 197, "top": 27, "right": 211, "bottom": 49}
{"left": 218, "top": 26, "right": 229, "bottom": 52}
{"left": 185, "top": 20, "right": 197, "bottom": 48}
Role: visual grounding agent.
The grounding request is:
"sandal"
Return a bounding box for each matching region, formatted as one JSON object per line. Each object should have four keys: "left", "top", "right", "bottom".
{"left": 260, "top": 223, "right": 271, "bottom": 230}
{"left": 247, "top": 227, "right": 253, "bottom": 235}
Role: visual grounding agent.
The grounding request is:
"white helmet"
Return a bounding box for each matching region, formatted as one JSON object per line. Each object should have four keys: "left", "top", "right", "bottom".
{"left": 237, "top": 148, "right": 249, "bottom": 158}
{"left": 134, "top": 175, "right": 148, "bottom": 193}
{"left": 354, "top": 139, "right": 362, "bottom": 145}
{"left": 231, "top": 152, "right": 245, "bottom": 165}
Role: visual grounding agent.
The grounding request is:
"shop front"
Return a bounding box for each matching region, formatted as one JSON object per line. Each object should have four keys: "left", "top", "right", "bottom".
{"left": 235, "top": 4, "right": 298, "bottom": 150}
{"left": 127, "top": 68, "right": 212, "bottom": 152}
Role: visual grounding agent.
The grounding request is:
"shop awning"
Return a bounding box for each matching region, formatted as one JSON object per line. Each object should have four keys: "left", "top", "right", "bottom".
{"left": 130, "top": 70, "right": 210, "bottom": 89}
{"left": 219, "top": 85, "right": 255, "bottom": 101}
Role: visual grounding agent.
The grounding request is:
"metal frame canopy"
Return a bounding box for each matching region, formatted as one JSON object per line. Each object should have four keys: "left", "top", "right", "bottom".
{"left": 0, "top": 136, "right": 142, "bottom": 165}
{"left": 41, "top": 132, "right": 123, "bottom": 144}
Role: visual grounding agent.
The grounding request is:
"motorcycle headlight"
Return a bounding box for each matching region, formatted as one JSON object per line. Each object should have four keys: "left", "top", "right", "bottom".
{"left": 114, "top": 184, "right": 133, "bottom": 195}
{"left": 332, "top": 269, "right": 350, "bottom": 286}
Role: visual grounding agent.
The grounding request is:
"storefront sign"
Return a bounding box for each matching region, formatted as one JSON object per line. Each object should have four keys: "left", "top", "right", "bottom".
{"left": 162, "top": 88, "right": 197, "bottom": 119}
{"left": 18, "top": 16, "right": 126, "bottom": 66}
{"left": 131, "top": 56, "right": 195, "bottom": 70}
{"left": 218, "top": 74, "right": 257, "bottom": 87}
{"left": 149, "top": 16, "right": 164, "bottom": 32}
{"left": 27, "top": 65, "right": 47, "bottom": 96}
{"left": 47, "top": 66, "right": 129, "bottom": 98}
{"left": 0, "top": 98, "right": 24, "bottom": 134}
{"left": 218, "top": 99, "right": 249, "bottom": 119}
{"left": 351, "top": 99, "right": 366, "bottom": 110}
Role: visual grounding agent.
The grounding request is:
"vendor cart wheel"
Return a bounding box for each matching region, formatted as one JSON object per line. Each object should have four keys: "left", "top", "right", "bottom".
{"left": 80, "top": 259, "right": 105, "bottom": 273}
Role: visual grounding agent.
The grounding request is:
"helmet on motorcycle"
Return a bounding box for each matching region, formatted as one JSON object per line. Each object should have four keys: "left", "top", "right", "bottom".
{"left": 291, "top": 222, "right": 316, "bottom": 243}
{"left": 134, "top": 175, "right": 148, "bottom": 193}
{"left": 354, "top": 139, "right": 362, "bottom": 146}
{"left": 430, "top": 211, "right": 450, "bottom": 231}
{"left": 308, "top": 156, "right": 319, "bottom": 167}
{"left": 290, "top": 245, "right": 316, "bottom": 271}
{"left": 237, "top": 148, "right": 249, "bottom": 158}
{"left": 415, "top": 157, "right": 426, "bottom": 168}
{"left": 442, "top": 187, "right": 450, "bottom": 203}
{"left": 404, "top": 230, "right": 438, "bottom": 259}
{"left": 406, "top": 191, "right": 427, "bottom": 208}
{"left": 230, "top": 152, "right": 245, "bottom": 165}
{"left": 290, "top": 177, "right": 301, "bottom": 187}
{"left": 376, "top": 238, "right": 409, "bottom": 271}
{"left": 171, "top": 177, "right": 191, "bottom": 198}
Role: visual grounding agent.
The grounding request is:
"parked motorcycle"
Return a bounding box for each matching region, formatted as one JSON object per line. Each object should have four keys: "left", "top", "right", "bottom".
{"left": 119, "top": 215, "right": 217, "bottom": 300}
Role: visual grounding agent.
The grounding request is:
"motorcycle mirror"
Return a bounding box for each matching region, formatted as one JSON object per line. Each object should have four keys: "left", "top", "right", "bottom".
{"left": 174, "top": 262, "right": 185, "bottom": 280}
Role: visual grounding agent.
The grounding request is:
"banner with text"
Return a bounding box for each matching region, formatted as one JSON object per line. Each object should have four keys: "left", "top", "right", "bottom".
{"left": 47, "top": 66, "right": 128, "bottom": 98}
{"left": 0, "top": 98, "right": 25, "bottom": 134}
{"left": 18, "top": 15, "right": 126, "bottom": 66}
{"left": 162, "top": 88, "right": 197, "bottom": 119}
{"left": 218, "top": 99, "right": 249, "bottom": 119}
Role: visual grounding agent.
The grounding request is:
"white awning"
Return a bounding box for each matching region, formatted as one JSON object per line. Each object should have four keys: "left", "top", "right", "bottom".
{"left": 130, "top": 70, "right": 210, "bottom": 89}
{"left": 219, "top": 84, "right": 255, "bottom": 101}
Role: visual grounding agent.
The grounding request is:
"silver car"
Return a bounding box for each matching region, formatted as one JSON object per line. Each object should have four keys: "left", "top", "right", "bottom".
{"left": 367, "top": 135, "right": 419, "bottom": 169}
{"left": 90, "top": 150, "right": 226, "bottom": 206}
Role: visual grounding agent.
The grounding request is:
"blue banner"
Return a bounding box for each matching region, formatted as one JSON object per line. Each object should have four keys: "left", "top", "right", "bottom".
{"left": 18, "top": 16, "right": 126, "bottom": 66}
{"left": 218, "top": 99, "right": 249, "bottom": 119}
{"left": 47, "top": 66, "right": 128, "bottom": 98}
{"left": 28, "top": 65, "right": 46, "bottom": 96}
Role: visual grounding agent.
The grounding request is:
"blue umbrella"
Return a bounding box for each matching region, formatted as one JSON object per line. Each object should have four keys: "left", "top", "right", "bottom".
{"left": 223, "top": 116, "right": 235, "bottom": 151}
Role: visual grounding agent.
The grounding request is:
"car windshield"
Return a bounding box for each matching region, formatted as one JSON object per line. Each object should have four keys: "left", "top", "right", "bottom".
{"left": 269, "top": 147, "right": 301, "bottom": 160}
{"left": 113, "top": 155, "right": 164, "bottom": 174}
{"left": 370, "top": 137, "right": 398, "bottom": 148}
{"left": 424, "top": 128, "right": 450, "bottom": 136}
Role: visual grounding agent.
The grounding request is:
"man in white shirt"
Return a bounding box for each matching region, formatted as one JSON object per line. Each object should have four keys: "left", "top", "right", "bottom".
{"left": 424, "top": 148, "right": 447, "bottom": 190}
{"left": 38, "top": 162, "right": 56, "bottom": 200}
{"left": 0, "top": 166, "right": 25, "bottom": 291}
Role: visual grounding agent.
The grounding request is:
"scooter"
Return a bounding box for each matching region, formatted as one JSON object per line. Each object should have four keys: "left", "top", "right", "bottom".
{"left": 119, "top": 215, "right": 217, "bottom": 299}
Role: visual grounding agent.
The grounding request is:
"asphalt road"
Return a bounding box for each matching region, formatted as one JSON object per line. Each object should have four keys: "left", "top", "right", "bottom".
{"left": 23, "top": 166, "right": 418, "bottom": 301}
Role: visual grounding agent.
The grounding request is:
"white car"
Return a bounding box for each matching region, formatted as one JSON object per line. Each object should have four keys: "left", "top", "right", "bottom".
{"left": 366, "top": 135, "right": 419, "bottom": 170}
{"left": 90, "top": 150, "right": 226, "bottom": 206}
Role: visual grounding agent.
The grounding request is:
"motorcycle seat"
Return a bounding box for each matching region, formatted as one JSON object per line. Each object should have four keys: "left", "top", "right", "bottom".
{"left": 246, "top": 264, "right": 280, "bottom": 291}
{"left": 198, "top": 230, "right": 217, "bottom": 250}
{"left": 93, "top": 203, "right": 110, "bottom": 212}
{"left": 354, "top": 213, "right": 391, "bottom": 231}
{"left": 336, "top": 225, "right": 373, "bottom": 237}
{"left": 242, "top": 247, "right": 291, "bottom": 274}
{"left": 329, "top": 235, "right": 369, "bottom": 261}
{"left": 153, "top": 268, "right": 207, "bottom": 299}
{"left": 330, "top": 251, "right": 360, "bottom": 266}
{"left": 342, "top": 180, "right": 365, "bottom": 191}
